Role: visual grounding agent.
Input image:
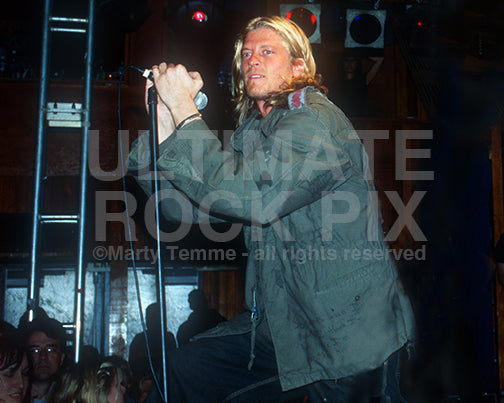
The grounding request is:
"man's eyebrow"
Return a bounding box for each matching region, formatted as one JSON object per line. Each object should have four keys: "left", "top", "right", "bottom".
{"left": 243, "top": 43, "right": 277, "bottom": 51}
{"left": 28, "top": 343, "right": 58, "bottom": 347}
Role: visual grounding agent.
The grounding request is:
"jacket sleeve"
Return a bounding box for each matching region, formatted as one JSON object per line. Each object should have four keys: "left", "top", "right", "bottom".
{"left": 155, "top": 105, "right": 361, "bottom": 226}
{"left": 127, "top": 132, "right": 224, "bottom": 225}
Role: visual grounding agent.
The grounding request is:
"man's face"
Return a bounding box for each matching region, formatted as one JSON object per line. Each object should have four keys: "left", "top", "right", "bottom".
{"left": 26, "top": 331, "right": 64, "bottom": 382}
{"left": 240, "top": 28, "right": 301, "bottom": 101}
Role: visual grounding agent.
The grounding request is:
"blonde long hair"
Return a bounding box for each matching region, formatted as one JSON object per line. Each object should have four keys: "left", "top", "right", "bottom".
{"left": 96, "top": 356, "right": 132, "bottom": 403}
{"left": 232, "top": 15, "right": 326, "bottom": 124}
{"left": 46, "top": 364, "right": 98, "bottom": 403}
{"left": 46, "top": 355, "right": 131, "bottom": 403}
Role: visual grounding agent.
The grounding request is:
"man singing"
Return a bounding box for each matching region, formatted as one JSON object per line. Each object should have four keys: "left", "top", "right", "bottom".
{"left": 129, "top": 15, "right": 415, "bottom": 403}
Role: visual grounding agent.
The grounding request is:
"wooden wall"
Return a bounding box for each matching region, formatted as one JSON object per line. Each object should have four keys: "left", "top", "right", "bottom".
{"left": 492, "top": 123, "right": 504, "bottom": 393}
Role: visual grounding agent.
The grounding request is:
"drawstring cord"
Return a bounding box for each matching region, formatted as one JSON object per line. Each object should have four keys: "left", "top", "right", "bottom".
{"left": 248, "top": 288, "right": 259, "bottom": 370}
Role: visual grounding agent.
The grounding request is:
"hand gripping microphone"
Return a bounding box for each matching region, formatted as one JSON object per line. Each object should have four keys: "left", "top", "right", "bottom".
{"left": 142, "top": 69, "right": 208, "bottom": 110}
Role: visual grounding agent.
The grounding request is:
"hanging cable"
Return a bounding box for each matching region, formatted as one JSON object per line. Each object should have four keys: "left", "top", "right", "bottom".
{"left": 117, "top": 65, "right": 168, "bottom": 403}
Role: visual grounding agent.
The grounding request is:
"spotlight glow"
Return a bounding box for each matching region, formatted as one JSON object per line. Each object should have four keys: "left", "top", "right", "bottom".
{"left": 192, "top": 10, "right": 208, "bottom": 23}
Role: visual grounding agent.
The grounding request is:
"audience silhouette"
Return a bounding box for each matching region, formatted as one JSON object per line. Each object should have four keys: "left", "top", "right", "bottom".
{"left": 176, "top": 289, "right": 226, "bottom": 347}
{"left": 128, "top": 304, "right": 176, "bottom": 401}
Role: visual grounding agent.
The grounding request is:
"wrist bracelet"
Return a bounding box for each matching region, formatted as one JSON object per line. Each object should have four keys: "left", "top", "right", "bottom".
{"left": 176, "top": 113, "right": 202, "bottom": 130}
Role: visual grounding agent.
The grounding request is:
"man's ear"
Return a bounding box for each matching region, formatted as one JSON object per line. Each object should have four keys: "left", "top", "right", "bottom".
{"left": 291, "top": 58, "right": 305, "bottom": 77}
{"left": 59, "top": 352, "right": 65, "bottom": 366}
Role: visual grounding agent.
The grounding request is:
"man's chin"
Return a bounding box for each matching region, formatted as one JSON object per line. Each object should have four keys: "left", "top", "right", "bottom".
{"left": 34, "top": 372, "right": 53, "bottom": 381}
{"left": 245, "top": 87, "right": 267, "bottom": 101}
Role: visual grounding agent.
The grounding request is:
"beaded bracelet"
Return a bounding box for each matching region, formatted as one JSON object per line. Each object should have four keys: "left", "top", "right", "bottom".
{"left": 176, "top": 112, "right": 202, "bottom": 130}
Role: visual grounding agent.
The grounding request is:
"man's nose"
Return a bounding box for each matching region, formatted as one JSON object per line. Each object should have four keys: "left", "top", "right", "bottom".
{"left": 38, "top": 349, "right": 48, "bottom": 359}
{"left": 248, "top": 54, "right": 260, "bottom": 67}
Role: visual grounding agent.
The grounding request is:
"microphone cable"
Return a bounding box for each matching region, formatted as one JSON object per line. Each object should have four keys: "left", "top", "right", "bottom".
{"left": 117, "top": 64, "right": 167, "bottom": 403}
{"left": 117, "top": 64, "right": 208, "bottom": 402}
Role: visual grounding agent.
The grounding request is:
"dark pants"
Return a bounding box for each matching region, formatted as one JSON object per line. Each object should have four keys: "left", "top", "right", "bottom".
{"left": 145, "top": 333, "right": 407, "bottom": 403}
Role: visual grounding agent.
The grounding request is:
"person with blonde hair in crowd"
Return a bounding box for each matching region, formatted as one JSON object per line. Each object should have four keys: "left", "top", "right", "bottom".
{"left": 96, "top": 356, "right": 136, "bottom": 403}
{"left": 47, "top": 354, "right": 136, "bottom": 403}
{"left": 46, "top": 361, "right": 97, "bottom": 403}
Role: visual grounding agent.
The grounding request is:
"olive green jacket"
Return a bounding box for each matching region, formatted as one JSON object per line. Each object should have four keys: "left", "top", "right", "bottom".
{"left": 128, "top": 87, "right": 415, "bottom": 391}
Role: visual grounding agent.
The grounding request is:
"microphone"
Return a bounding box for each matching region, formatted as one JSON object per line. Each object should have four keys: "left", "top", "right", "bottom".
{"left": 142, "top": 69, "right": 208, "bottom": 110}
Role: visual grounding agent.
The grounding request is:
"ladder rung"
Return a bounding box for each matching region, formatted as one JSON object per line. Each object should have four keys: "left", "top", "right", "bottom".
{"left": 39, "top": 215, "right": 79, "bottom": 224}
{"left": 50, "top": 17, "right": 89, "bottom": 24}
{"left": 50, "top": 27, "right": 87, "bottom": 34}
{"left": 45, "top": 107, "right": 85, "bottom": 114}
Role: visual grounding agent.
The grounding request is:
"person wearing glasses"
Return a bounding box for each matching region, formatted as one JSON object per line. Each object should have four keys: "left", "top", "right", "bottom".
{"left": 23, "top": 318, "right": 67, "bottom": 403}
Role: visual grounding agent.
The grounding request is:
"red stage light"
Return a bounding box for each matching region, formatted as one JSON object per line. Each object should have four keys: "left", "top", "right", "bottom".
{"left": 281, "top": 4, "right": 321, "bottom": 43}
{"left": 192, "top": 10, "right": 208, "bottom": 23}
{"left": 285, "top": 7, "right": 317, "bottom": 38}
